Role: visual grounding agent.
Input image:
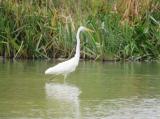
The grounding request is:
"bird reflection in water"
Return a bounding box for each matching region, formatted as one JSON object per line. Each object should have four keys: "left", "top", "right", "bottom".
{"left": 45, "top": 83, "right": 81, "bottom": 119}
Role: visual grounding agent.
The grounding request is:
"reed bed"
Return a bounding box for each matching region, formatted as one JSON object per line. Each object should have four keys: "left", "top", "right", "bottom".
{"left": 0, "top": 0, "right": 159, "bottom": 61}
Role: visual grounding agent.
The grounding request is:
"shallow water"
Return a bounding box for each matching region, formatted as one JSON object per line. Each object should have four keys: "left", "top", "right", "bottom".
{"left": 0, "top": 60, "right": 160, "bottom": 119}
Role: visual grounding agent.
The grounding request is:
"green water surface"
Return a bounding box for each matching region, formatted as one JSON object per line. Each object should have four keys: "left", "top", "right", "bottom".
{"left": 0, "top": 60, "right": 160, "bottom": 119}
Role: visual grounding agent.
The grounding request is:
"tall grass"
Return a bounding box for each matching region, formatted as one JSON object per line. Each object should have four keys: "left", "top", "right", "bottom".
{"left": 0, "top": 0, "right": 160, "bottom": 61}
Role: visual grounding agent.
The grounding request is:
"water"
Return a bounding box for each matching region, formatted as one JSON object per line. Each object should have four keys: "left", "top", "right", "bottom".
{"left": 0, "top": 60, "right": 160, "bottom": 119}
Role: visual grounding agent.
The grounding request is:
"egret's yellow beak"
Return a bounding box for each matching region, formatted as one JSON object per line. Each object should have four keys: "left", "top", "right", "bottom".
{"left": 85, "top": 28, "right": 94, "bottom": 32}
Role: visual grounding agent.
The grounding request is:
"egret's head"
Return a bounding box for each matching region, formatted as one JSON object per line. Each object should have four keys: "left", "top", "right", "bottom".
{"left": 79, "top": 26, "right": 94, "bottom": 33}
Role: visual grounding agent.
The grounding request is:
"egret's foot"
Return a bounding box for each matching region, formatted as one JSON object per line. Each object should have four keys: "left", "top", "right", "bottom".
{"left": 63, "top": 78, "right": 66, "bottom": 84}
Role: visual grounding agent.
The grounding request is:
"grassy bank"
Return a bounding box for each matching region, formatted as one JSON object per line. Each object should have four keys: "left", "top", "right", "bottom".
{"left": 0, "top": 0, "right": 160, "bottom": 61}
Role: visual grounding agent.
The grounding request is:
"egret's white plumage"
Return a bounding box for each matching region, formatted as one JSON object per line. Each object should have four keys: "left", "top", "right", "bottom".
{"left": 45, "top": 26, "right": 93, "bottom": 80}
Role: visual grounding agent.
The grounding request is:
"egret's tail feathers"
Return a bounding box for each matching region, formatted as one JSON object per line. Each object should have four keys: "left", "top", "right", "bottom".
{"left": 45, "top": 68, "right": 52, "bottom": 74}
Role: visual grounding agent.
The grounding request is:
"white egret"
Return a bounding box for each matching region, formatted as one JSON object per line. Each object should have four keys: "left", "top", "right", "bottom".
{"left": 45, "top": 26, "right": 93, "bottom": 81}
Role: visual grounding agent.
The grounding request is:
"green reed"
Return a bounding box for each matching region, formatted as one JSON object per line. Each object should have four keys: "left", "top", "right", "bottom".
{"left": 0, "top": 0, "right": 159, "bottom": 61}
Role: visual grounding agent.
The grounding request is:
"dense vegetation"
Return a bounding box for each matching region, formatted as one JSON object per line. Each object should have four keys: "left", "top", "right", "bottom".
{"left": 0, "top": 0, "right": 160, "bottom": 61}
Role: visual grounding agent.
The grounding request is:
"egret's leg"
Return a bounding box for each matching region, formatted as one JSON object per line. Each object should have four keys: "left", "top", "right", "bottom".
{"left": 64, "top": 74, "right": 67, "bottom": 83}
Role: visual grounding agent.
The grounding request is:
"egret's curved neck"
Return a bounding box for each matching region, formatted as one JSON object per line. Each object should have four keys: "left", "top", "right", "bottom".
{"left": 75, "top": 28, "right": 82, "bottom": 60}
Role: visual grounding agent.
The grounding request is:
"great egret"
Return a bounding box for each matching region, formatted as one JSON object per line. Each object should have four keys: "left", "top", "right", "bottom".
{"left": 45, "top": 26, "right": 93, "bottom": 81}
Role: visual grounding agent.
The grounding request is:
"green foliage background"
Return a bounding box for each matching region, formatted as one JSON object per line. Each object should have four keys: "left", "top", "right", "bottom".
{"left": 0, "top": 0, "right": 159, "bottom": 61}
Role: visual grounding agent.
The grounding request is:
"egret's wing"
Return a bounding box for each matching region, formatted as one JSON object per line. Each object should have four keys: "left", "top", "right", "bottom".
{"left": 45, "top": 58, "right": 76, "bottom": 75}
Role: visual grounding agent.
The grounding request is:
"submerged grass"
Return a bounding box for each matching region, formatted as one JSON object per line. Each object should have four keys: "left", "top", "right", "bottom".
{"left": 0, "top": 0, "right": 160, "bottom": 61}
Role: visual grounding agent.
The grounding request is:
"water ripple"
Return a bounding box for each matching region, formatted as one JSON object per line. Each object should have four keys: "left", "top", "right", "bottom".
{"left": 82, "top": 97, "right": 160, "bottom": 119}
